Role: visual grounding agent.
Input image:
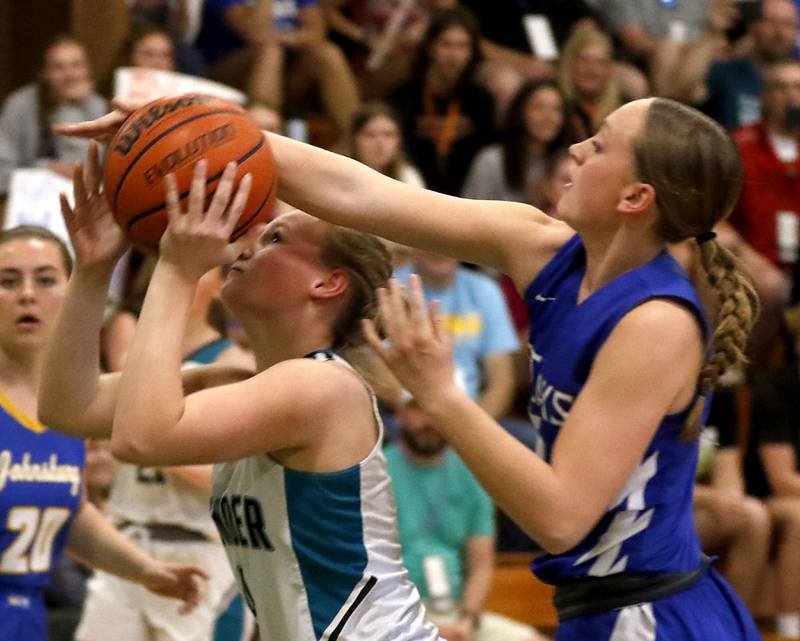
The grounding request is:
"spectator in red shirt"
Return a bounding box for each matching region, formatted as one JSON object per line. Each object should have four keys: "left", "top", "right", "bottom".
{"left": 721, "top": 60, "right": 800, "bottom": 361}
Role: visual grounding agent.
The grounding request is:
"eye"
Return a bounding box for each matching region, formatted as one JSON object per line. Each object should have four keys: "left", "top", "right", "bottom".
{"left": 37, "top": 276, "right": 57, "bottom": 287}
{"left": 270, "top": 231, "right": 282, "bottom": 243}
{"left": 591, "top": 139, "right": 603, "bottom": 153}
{"left": 0, "top": 276, "right": 18, "bottom": 289}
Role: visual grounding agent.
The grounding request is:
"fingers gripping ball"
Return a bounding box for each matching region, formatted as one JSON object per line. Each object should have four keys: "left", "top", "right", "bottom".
{"left": 104, "top": 94, "right": 277, "bottom": 248}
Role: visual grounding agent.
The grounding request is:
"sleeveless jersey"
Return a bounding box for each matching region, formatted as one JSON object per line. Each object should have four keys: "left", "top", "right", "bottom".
{"left": 210, "top": 350, "right": 439, "bottom": 641}
{"left": 0, "top": 390, "right": 84, "bottom": 589}
{"left": 107, "top": 338, "right": 235, "bottom": 539}
{"left": 524, "top": 235, "right": 709, "bottom": 584}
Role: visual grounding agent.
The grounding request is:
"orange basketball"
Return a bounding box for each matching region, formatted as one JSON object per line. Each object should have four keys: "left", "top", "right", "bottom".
{"left": 104, "top": 94, "right": 277, "bottom": 249}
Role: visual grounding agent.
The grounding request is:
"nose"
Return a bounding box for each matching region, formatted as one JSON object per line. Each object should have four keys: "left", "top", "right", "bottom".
{"left": 568, "top": 141, "right": 585, "bottom": 165}
{"left": 18, "top": 277, "right": 36, "bottom": 302}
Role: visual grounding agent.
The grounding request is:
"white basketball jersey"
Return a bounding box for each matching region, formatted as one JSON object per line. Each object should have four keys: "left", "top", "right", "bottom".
{"left": 108, "top": 463, "right": 220, "bottom": 539}
{"left": 210, "top": 351, "right": 439, "bottom": 641}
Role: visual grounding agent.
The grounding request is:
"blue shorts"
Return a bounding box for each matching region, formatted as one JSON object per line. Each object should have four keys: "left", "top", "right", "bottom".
{"left": 555, "top": 568, "right": 760, "bottom": 641}
{"left": 0, "top": 587, "right": 47, "bottom": 641}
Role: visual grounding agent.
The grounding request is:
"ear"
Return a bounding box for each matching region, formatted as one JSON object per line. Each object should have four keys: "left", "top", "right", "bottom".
{"left": 617, "top": 181, "right": 656, "bottom": 217}
{"left": 310, "top": 268, "right": 350, "bottom": 300}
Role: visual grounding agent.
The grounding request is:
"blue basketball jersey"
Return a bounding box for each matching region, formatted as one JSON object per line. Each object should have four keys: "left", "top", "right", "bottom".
{"left": 524, "top": 235, "right": 708, "bottom": 584}
{"left": 0, "top": 390, "right": 84, "bottom": 590}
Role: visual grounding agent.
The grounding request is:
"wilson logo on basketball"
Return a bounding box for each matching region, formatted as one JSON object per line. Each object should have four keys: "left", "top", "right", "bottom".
{"left": 143, "top": 123, "right": 236, "bottom": 185}
{"left": 113, "top": 94, "right": 214, "bottom": 156}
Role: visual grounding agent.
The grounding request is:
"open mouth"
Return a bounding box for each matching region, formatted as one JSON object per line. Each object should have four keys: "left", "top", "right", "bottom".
{"left": 16, "top": 314, "right": 41, "bottom": 329}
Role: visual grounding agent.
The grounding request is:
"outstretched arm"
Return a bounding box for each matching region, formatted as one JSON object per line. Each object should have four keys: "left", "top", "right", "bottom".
{"left": 267, "top": 133, "right": 571, "bottom": 286}
{"left": 54, "top": 105, "right": 574, "bottom": 289}
{"left": 366, "top": 276, "right": 705, "bottom": 553}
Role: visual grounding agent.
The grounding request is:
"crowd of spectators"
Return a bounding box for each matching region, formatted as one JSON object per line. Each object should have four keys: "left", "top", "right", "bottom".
{"left": 3, "top": 0, "right": 800, "bottom": 639}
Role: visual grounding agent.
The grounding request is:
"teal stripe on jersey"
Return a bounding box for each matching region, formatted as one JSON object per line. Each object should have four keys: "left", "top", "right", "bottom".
{"left": 284, "top": 465, "right": 368, "bottom": 639}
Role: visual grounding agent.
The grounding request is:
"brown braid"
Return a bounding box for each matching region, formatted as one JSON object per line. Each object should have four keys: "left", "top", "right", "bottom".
{"left": 633, "top": 99, "right": 760, "bottom": 439}
{"left": 683, "top": 240, "right": 760, "bottom": 436}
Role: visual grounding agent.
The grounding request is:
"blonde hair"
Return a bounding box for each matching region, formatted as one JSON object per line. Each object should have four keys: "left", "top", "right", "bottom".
{"left": 633, "top": 99, "right": 759, "bottom": 438}
{"left": 558, "top": 29, "right": 620, "bottom": 131}
{"left": 320, "top": 225, "right": 392, "bottom": 351}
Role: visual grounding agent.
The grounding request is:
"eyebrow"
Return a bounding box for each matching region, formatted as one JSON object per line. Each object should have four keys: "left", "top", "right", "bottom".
{"left": 0, "top": 266, "right": 61, "bottom": 274}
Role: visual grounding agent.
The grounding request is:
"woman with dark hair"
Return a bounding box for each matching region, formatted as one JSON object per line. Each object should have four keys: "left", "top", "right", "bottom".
{"left": 125, "top": 26, "right": 177, "bottom": 71}
{"left": 462, "top": 80, "right": 573, "bottom": 203}
{"left": 389, "top": 7, "right": 495, "bottom": 195}
{"left": 345, "top": 101, "right": 424, "bottom": 187}
{"left": 0, "top": 36, "right": 106, "bottom": 195}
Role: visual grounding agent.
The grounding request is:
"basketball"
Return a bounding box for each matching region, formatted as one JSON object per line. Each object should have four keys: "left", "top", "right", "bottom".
{"left": 104, "top": 94, "right": 277, "bottom": 248}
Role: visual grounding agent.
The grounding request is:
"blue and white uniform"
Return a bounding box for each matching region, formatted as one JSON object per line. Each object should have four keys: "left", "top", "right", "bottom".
{"left": 0, "top": 390, "right": 84, "bottom": 641}
{"left": 524, "top": 236, "right": 760, "bottom": 640}
{"left": 211, "top": 350, "right": 439, "bottom": 641}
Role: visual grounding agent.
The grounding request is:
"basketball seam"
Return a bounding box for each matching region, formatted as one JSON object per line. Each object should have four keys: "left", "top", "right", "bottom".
{"left": 111, "top": 109, "right": 249, "bottom": 211}
{"left": 126, "top": 135, "right": 267, "bottom": 233}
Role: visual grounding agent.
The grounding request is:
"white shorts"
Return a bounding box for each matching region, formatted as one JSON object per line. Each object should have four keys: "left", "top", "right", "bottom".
{"left": 75, "top": 526, "right": 236, "bottom": 641}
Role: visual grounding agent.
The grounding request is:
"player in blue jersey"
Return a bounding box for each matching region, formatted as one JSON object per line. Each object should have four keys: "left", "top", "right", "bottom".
{"left": 267, "top": 98, "right": 761, "bottom": 640}
{"left": 0, "top": 225, "right": 208, "bottom": 641}
{"left": 39, "top": 145, "right": 441, "bottom": 641}
{"left": 56, "top": 96, "right": 761, "bottom": 639}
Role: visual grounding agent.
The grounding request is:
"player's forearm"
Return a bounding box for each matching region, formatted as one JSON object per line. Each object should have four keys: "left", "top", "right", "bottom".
{"left": 66, "top": 500, "right": 162, "bottom": 584}
{"left": 113, "top": 260, "right": 193, "bottom": 458}
{"left": 420, "top": 389, "right": 593, "bottom": 554}
{"left": 165, "top": 465, "right": 213, "bottom": 490}
{"left": 38, "top": 266, "right": 114, "bottom": 435}
{"left": 267, "top": 132, "right": 527, "bottom": 271}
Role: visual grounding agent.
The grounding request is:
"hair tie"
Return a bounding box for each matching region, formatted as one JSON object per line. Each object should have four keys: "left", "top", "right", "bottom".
{"left": 695, "top": 231, "right": 717, "bottom": 245}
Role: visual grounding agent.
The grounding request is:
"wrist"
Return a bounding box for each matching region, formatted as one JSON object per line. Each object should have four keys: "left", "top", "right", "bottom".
{"left": 155, "top": 255, "right": 207, "bottom": 284}
{"left": 459, "top": 608, "right": 480, "bottom": 630}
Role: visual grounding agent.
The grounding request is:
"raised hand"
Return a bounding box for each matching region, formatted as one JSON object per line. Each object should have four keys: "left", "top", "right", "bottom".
{"left": 59, "top": 142, "right": 128, "bottom": 271}
{"left": 362, "top": 274, "right": 458, "bottom": 408}
{"left": 52, "top": 97, "right": 146, "bottom": 144}
{"left": 159, "top": 160, "right": 263, "bottom": 280}
{"left": 141, "top": 562, "right": 209, "bottom": 614}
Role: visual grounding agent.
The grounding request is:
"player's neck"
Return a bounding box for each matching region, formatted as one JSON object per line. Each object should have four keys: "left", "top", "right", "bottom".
{"left": 579, "top": 230, "right": 662, "bottom": 302}
{"left": 246, "top": 315, "right": 336, "bottom": 372}
{"left": 0, "top": 348, "right": 42, "bottom": 397}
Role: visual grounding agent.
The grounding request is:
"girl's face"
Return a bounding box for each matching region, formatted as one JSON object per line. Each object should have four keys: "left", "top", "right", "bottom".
{"left": 556, "top": 100, "right": 649, "bottom": 231}
{"left": 572, "top": 42, "right": 612, "bottom": 100}
{"left": 430, "top": 25, "right": 473, "bottom": 82}
{"left": 131, "top": 32, "right": 175, "bottom": 71}
{"left": 43, "top": 42, "right": 93, "bottom": 103}
{"left": 0, "top": 239, "right": 69, "bottom": 353}
{"left": 222, "top": 211, "right": 332, "bottom": 314}
{"left": 354, "top": 115, "right": 402, "bottom": 172}
{"left": 524, "top": 86, "right": 564, "bottom": 146}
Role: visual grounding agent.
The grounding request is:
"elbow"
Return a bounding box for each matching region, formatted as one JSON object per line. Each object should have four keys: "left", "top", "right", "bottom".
{"left": 110, "top": 429, "right": 154, "bottom": 465}
{"left": 531, "top": 520, "right": 589, "bottom": 555}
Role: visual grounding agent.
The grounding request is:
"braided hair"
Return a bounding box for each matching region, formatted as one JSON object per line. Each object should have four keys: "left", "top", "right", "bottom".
{"left": 633, "top": 98, "right": 759, "bottom": 438}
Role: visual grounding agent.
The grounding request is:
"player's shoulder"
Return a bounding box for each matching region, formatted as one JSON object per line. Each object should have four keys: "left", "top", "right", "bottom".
{"left": 262, "top": 356, "right": 369, "bottom": 409}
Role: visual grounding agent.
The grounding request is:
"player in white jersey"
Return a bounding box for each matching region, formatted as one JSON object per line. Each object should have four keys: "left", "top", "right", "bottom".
{"left": 39, "top": 146, "right": 441, "bottom": 641}
{"left": 74, "top": 267, "right": 253, "bottom": 641}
